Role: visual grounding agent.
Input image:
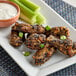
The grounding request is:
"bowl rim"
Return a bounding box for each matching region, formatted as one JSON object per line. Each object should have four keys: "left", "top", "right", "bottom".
{"left": 0, "top": 0, "right": 20, "bottom": 22}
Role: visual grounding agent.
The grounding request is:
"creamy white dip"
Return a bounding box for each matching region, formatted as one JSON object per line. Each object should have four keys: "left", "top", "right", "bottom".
{"left": 0, "top": 3, "right": 17, "bottom": 20}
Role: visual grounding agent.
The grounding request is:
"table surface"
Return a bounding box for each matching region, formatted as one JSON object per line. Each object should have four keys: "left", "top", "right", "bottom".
{"left": 0, "top": 0, "right": 76, "bottom": 76}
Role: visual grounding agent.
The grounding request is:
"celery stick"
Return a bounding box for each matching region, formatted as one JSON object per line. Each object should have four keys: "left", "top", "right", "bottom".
{"left": 20, "top": 12, "right": 36, "bottom": 24}
{"left": 19, "top": 0, "right": 40, "bottom": 12}
{"left": 10, "top": 0, "right": 37, "bottom": 19}
{"left": 36, "top": 13, "right": 46, "bottom": 24}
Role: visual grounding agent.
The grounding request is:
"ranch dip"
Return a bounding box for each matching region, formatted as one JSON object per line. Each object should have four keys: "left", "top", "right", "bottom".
{"left": 0, "top": 3, "right": 17, "bottom": 20}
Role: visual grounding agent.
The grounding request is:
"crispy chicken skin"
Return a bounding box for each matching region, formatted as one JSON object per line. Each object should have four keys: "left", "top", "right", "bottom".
{"left": 45, "top": 26, "right": 70, "bottom": 38}
{"left": 12, "top": 22, "right": 45, "bottom": 34}
{"left": 72, "top": 42, "right": 76, "bottom": 54}
{"left": 25, "top": 33, "right": 46, "bottom": 50}
{"left": 10, "top": 31, "right": 24, "bottom": 47}
{"left": 33, "top": 44, "right": 55, "bottom": 65}
{"left": 47, "top": 35, "right": 74, "bottom": 57}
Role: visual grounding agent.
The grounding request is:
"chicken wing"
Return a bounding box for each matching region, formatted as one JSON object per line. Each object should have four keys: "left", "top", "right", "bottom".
{"left": 47, "top": 35, "right": 74, "bottom": 57}
{"left": 45, "top": 26, "right": 70, "bottom": 38}
{"left": 12, "top": 22, "right": 45, "bottom": 34}
{"left": 25, "top": 33, "right": 46, "bottom": 50}
{"left": 33, "top": 44, "right": 55, "bottom": 65}
{"left": 10, "top": 31, "right": 24, "bottom": 47}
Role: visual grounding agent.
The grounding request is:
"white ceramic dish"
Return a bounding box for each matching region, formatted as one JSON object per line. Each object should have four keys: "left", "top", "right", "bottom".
{"left": 0, "top": 0, "right": 76, "bottom": 76}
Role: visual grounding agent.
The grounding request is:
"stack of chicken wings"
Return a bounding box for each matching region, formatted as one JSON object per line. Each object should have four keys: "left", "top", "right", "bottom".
{"left": 10, "top": 22, "right": 76, "bottom": 65}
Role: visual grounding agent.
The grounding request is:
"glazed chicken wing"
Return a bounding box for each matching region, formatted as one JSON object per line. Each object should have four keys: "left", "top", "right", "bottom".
{"left": 45, "top": 26, "right": 70, "bottom": 38}
{"left": 12, "top": 22, "right": 45, "bottom": 34}
{"left": 33, "top": 44, "right": 55, "bottom": 65}
{"left": 72, "top": 42, "right": 76, "bottom": 54}
{"left": 47, "top": 35, "right": 74, "bottom": 57}
{"left": 10, "top": 31, "right": 24, "bottom": 47}
{"left": 25, "top": 33, "right": 46, "bottom": 50}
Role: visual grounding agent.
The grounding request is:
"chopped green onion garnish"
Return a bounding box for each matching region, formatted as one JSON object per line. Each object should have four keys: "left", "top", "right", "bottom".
{"left": 19, "top": 32, "right": 23, "bottom": 38}
{"left": 45, "top": 25, "right": 51, "bottom": 31}
{"left": 23, "top": 51, "right": 30, "bottom": 56}
{"left": 40, "top": 44, "right": 45, "bottom": 48}
{"left": 60, "top": 35, "right": 66, "bottom": 40}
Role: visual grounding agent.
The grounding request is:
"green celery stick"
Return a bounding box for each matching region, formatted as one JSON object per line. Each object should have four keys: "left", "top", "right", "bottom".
{"left": 19, "top": 0, "right": 40, "bottom": 12}
{"left": 20, "top": 12, "right": 36, "bottom": 24}
{"left": 10, "top": 0, "right": 37, "bottom": 20}
{"left": 36, "top": 13, "right": 46, "bottom": 24}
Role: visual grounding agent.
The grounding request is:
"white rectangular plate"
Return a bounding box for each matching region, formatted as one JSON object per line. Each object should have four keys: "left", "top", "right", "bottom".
{"left": 0, "top": 0, "right": 76, "bottom": 76}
